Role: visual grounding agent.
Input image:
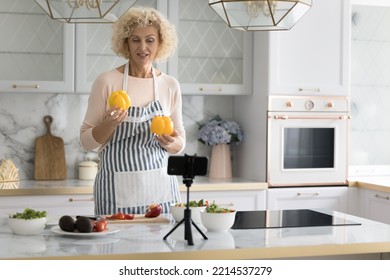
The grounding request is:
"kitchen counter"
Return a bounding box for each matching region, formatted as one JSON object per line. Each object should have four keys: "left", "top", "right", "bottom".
{"left": 0, "top": 177, "right": 267, "bottom": 197}
{"left": 2, "top": 175, "right": 389, "bottom": 197}
{"left": 349, "top": 176, "right": 390, "bottom": 193}
{"left": 1, "top": 209, "right": 390, "bottom": 260}
{"left": 0, "top": 180, "right": 94, "bottom": 196}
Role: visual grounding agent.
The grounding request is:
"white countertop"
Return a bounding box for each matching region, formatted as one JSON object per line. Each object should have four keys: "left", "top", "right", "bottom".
{"left": 348, "top": 165, "right": 390, "bottom": 192}
{"left": 349, "top": 176, "right": 390, "bottom": 192}
{"left": 1, "top": 209, "right": 390, "bottom": 260}
{"left": 0, "top": 177, "right": 267, "bottom": 197}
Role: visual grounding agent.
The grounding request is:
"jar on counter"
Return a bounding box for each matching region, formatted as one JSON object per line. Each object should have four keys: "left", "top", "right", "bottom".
{"left": 78, "top": 161, "right": 98, "bottom": 180}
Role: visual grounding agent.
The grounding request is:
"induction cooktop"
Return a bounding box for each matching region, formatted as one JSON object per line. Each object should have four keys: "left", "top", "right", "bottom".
{"left": 231, "top": 209, "right": 361, "bottom": 230}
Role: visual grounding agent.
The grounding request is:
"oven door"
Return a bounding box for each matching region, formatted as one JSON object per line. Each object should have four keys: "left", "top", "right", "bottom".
{"left": 267, "top": 112, "right": 349, "bottom": 187}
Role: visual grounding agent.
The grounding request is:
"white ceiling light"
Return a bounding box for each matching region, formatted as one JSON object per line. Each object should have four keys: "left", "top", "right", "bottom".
{"left": 35, "top": 0, "right": 138, "bottom": 23}
{"left": 208, "top": 0, "right": 312, "bottom": 31}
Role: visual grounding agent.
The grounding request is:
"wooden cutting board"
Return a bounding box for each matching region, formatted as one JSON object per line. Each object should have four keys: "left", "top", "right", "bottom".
{"left": 105, "top": 214, "right": 170, "bottom": 224}
{"left": 34, "top": 115, "right": 67, "bottom": 180}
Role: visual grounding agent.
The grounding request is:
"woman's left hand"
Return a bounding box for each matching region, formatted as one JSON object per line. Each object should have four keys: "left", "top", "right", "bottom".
{"left": 155, "top": 131, "right": 181, "bottom": 154}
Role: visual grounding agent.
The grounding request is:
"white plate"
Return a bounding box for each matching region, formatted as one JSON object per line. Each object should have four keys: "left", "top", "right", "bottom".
{"left": 46, "top": 220, "right": 59, "bottom": 227}
{"left": 50, "top": 225, "right": 120, "bottom": 237}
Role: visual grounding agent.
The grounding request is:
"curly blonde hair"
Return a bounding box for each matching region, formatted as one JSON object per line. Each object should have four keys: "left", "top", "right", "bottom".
{"left": 111, "top": 6, "right": 177, "bottom": 62}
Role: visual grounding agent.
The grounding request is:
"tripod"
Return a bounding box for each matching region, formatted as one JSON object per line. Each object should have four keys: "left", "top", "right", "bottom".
{"left": 163, "top": 156, "right": 208, "bottom": 246}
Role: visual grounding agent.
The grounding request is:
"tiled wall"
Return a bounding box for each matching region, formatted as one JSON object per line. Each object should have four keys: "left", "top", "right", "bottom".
{"left": 0, "top": 92, "right": 234, "bottom": 179}
{"left": 350, "top": 5, "right": 390, "bottom": 165}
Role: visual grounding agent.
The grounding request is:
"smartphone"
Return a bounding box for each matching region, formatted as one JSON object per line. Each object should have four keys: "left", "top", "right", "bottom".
{"left": 167, "top": 155, "right": 208, "bottom": 177}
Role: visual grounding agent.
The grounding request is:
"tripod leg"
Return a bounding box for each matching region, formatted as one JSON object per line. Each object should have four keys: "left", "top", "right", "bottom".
{"left": 163, "top": 218, "right": 185, "bottom": 240}
{"left": 192, "top": 220, "right": 208, "bottom": 240}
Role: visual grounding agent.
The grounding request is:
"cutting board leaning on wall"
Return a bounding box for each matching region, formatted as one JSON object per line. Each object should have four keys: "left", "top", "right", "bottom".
{"left": 34, "top": 115, "right": 67, "bottom": 180}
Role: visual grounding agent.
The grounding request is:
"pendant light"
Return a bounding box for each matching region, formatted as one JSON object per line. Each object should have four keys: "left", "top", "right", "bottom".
{"left": 35, "top": 0, "right": 138, "bottom": 23}
{"left": 208, "top": 0, "right": 312, "bottom": 31}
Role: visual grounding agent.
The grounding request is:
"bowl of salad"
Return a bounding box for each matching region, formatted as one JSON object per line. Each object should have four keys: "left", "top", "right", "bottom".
{"left": 170, "top": 199, "right": 207, "bottom": 224}
{"left": 200, "top": 202, "right": 236, "bottom": 232}
{"left": 8, "top": 208, "right": 47, "bottom": 235}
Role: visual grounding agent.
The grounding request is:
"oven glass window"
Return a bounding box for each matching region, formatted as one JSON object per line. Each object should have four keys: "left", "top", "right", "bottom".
{"left": 283, "top": 128, "right": 334, "bottom": 169}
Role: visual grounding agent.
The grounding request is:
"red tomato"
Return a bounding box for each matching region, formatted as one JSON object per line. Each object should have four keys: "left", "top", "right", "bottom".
{"left": 94, "top": 220, "right": 107, "bottom": 232}
{"left": 145, "top": 204, "right": 162, "bottom": 218}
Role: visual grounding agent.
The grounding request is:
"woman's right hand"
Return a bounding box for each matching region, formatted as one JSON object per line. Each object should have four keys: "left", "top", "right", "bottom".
{"left": 105, "top": 106, "right": 128, "bottom": 127}
{"left": 92, "top": 107, "right": 128, "bottom": 145}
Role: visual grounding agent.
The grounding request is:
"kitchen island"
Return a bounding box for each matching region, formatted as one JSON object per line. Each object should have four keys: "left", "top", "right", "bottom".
{"left": 1, "top": 209, "right": 390, "bottom": 260}
{"left": 2, "top": 176, "right": 390, "bottom": 260}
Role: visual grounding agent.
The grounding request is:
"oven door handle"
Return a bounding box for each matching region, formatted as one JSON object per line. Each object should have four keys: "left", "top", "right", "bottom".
{"left": 273, "top": 115, "right": 350, "bottom": 120}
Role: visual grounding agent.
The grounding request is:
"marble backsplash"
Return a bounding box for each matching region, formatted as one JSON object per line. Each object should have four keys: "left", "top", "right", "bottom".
{"left": 0, "top": 92, "right": 234, "bottom": 179}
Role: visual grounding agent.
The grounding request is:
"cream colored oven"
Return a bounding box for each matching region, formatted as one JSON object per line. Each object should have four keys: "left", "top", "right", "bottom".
{"left": 267, "top": 96, "right": 350, "bottom": 187}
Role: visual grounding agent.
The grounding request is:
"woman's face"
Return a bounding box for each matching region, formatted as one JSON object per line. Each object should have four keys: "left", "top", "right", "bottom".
{"left": 127, "top": 26, "right": 160, "bottom": 68}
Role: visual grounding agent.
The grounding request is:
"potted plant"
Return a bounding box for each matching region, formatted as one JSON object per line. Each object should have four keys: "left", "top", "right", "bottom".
{"left": 197, "top": 115, "right": 243, "bottom": 179}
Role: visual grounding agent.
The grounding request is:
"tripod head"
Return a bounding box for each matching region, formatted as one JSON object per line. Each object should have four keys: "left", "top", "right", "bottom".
{"left": 167, "top": 154, "right": 208, "bottom": 186}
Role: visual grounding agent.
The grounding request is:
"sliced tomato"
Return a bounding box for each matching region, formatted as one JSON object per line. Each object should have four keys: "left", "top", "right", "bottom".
{"left": 124, "top": 214, "right": 134, "bottom": 220}
{"left": 106, "top": 212, "right": 125, "bottom": 220}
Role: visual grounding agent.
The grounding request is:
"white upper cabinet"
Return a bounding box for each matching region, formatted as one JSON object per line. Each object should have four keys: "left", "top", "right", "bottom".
{"left": 75, "top": 24, "right": 127, "bottom": 94}
{"left": 268, "top": 0, "right": 351, "bottom": 96}
{"left": 168, "top": 0, "right": 253, "bottom": 95}
{"left": 0, "top": 0, "right": 74, "bottom": 93}
{"left": 75, "top": 0, "right": 160, "bottom": 94}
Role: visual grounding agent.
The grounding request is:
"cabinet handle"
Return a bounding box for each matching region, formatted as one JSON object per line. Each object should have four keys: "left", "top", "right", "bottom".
{"left": 297, "top": 192, "right": 319, "bottom": 196}
{"left": 375, "top": 194, "right": 390, "bottom": 200}
{"left": 69, "top": 197, "right": 94, "bottom": 202}
{"left": 298, "top": 88, "right": 320, "bottom": 92}
{"left": 199, "top": 87, "right": 222, "bottom": 92}
{"left": 218, "top": 203, "right": 234, "bottom": 207}
{"left": 12, "top": 84, "right": 40, "bottom": 89}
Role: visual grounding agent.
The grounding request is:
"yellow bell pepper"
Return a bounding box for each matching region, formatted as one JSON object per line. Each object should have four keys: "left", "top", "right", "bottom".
{"left": 151, "top": 116, "right": 174, "bottom": 136}
{"left": 108, "top": 90, "right": 131, "bottom": 110}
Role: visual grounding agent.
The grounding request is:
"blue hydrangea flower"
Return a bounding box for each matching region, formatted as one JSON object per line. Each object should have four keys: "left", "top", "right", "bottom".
{"left": 197, "top": 115, "right": 243, "bottom": 146}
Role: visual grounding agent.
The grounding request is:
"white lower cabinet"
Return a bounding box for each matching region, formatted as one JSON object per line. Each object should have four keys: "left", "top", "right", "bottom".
{"left": 180, "top": 190, "right": 267, "bottom": 211}
{"left": 267, "top": 187, "right": 349, "bottom": 213}
{"left": 0, "top": 194, "right": 94, "bottom": 220}
{"left": 359, "top": 188, "right": 390, "bottom": 225}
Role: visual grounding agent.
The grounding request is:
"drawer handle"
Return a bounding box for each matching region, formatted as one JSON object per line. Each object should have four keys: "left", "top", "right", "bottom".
{"left": 199, "top": 87, "right": 222, "bottom": 92}
{"left": 12, "top": 84, "right": 40, "bottom": 89}
{"left": 69, "top": 197, "right": 94, "bottom": 202}
{"left": 298, "top": 87, "right": 320, "bottom": 92}
{"left": 297, "top": 192, "right": 319, "bottom": 196}
{"left": 375, "top": 194, "right": 390, "bottom": 200}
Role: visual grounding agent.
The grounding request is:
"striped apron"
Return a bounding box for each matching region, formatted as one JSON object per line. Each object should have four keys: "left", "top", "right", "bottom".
{"left": 93, "top": 62, "right": 180, "bottom": 215}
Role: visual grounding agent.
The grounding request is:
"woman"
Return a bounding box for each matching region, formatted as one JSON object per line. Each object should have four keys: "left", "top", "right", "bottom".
{"left": 80, "top": 7, "right": 185, "bottom": 215}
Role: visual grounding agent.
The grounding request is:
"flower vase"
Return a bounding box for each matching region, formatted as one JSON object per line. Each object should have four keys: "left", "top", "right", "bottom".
{"left": 209, "top": 144, "right": 232, "bottom": 179}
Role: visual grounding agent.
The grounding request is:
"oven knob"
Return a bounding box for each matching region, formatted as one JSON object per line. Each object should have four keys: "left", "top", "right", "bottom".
{"left": 305, "top": 100, "right": 315, "bottom": 110}
{"left": 286, "top": 101, "right": 293, "bottom": 108}
{"left": 327, "top": 101, "right": 334, "bottom": 108}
